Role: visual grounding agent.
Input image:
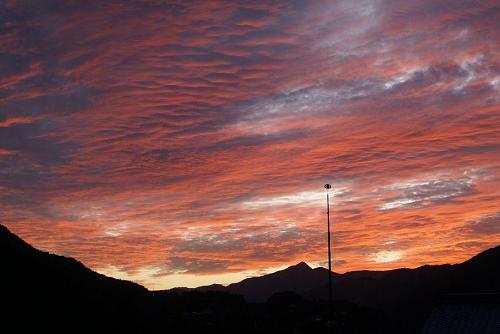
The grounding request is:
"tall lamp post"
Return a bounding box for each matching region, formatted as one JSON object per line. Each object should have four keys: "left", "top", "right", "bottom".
{"left": 324, "top": 183, "right": 333, "bottom": 332}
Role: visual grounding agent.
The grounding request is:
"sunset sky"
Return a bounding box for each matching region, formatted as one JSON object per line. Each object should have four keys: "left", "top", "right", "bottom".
{"left": 1, "top": 0, "right": 499, "bottom": 289}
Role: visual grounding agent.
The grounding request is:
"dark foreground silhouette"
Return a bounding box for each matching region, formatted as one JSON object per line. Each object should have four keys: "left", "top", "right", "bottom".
{"left": 1, "top": 224, "right": 499, "bottom": 333}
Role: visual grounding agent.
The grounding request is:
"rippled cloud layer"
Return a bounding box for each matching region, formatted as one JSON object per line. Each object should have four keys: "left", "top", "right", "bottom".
{"left": 1, "top": 0, "right": 499, "bottom": 289}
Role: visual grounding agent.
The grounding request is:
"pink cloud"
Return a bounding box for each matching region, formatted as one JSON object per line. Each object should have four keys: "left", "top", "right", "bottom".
{"left": 1, "top": 0, "right": 499, "bottom": 288}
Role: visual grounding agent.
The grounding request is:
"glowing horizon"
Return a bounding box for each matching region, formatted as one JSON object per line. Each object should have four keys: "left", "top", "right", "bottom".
{"left": 1, "top": 0, "right": 499, "bottom": 289}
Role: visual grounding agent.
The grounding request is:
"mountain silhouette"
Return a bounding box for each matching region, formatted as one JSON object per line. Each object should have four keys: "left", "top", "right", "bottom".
{"left": 223, "top": 261, "right": 335, "bottom": 301}
{"left": 2, "top": 223, "right": 499, "bottom": 333}
{"left": 190, "top": 247, "right": 500, "bottom": 305}
{"left": 1, "top": 224, "right": 153, "bottom": 333}
{"left": 188, "top": 246, "right": 500, "bottom": 331}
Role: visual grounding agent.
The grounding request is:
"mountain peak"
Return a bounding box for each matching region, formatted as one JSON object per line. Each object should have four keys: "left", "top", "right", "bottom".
{"left": 291, "top": 261, "right": 312, "bottom": 270}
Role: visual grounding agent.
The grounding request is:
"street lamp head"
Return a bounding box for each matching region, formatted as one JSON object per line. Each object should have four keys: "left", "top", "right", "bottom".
{"left": 324, "top": 184, "right": 332, "bottom": 189}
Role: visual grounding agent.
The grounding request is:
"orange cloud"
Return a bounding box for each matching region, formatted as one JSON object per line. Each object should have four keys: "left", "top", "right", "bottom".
{"left": 1, "top": 0, "right": 499, "bottom": 289}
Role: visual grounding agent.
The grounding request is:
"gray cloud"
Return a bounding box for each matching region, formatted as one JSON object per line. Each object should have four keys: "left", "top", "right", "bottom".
{"left": 462, "top": 212, "right": 500, "bottom": 235}
{"left": 173, "top": 225, "right": 305, "bottom": 254}
{"left": 380, "top": 177, "right": 476, "bottom": 210}
{"left": 167, "top": 257, "right": 242, "bottom": 275}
